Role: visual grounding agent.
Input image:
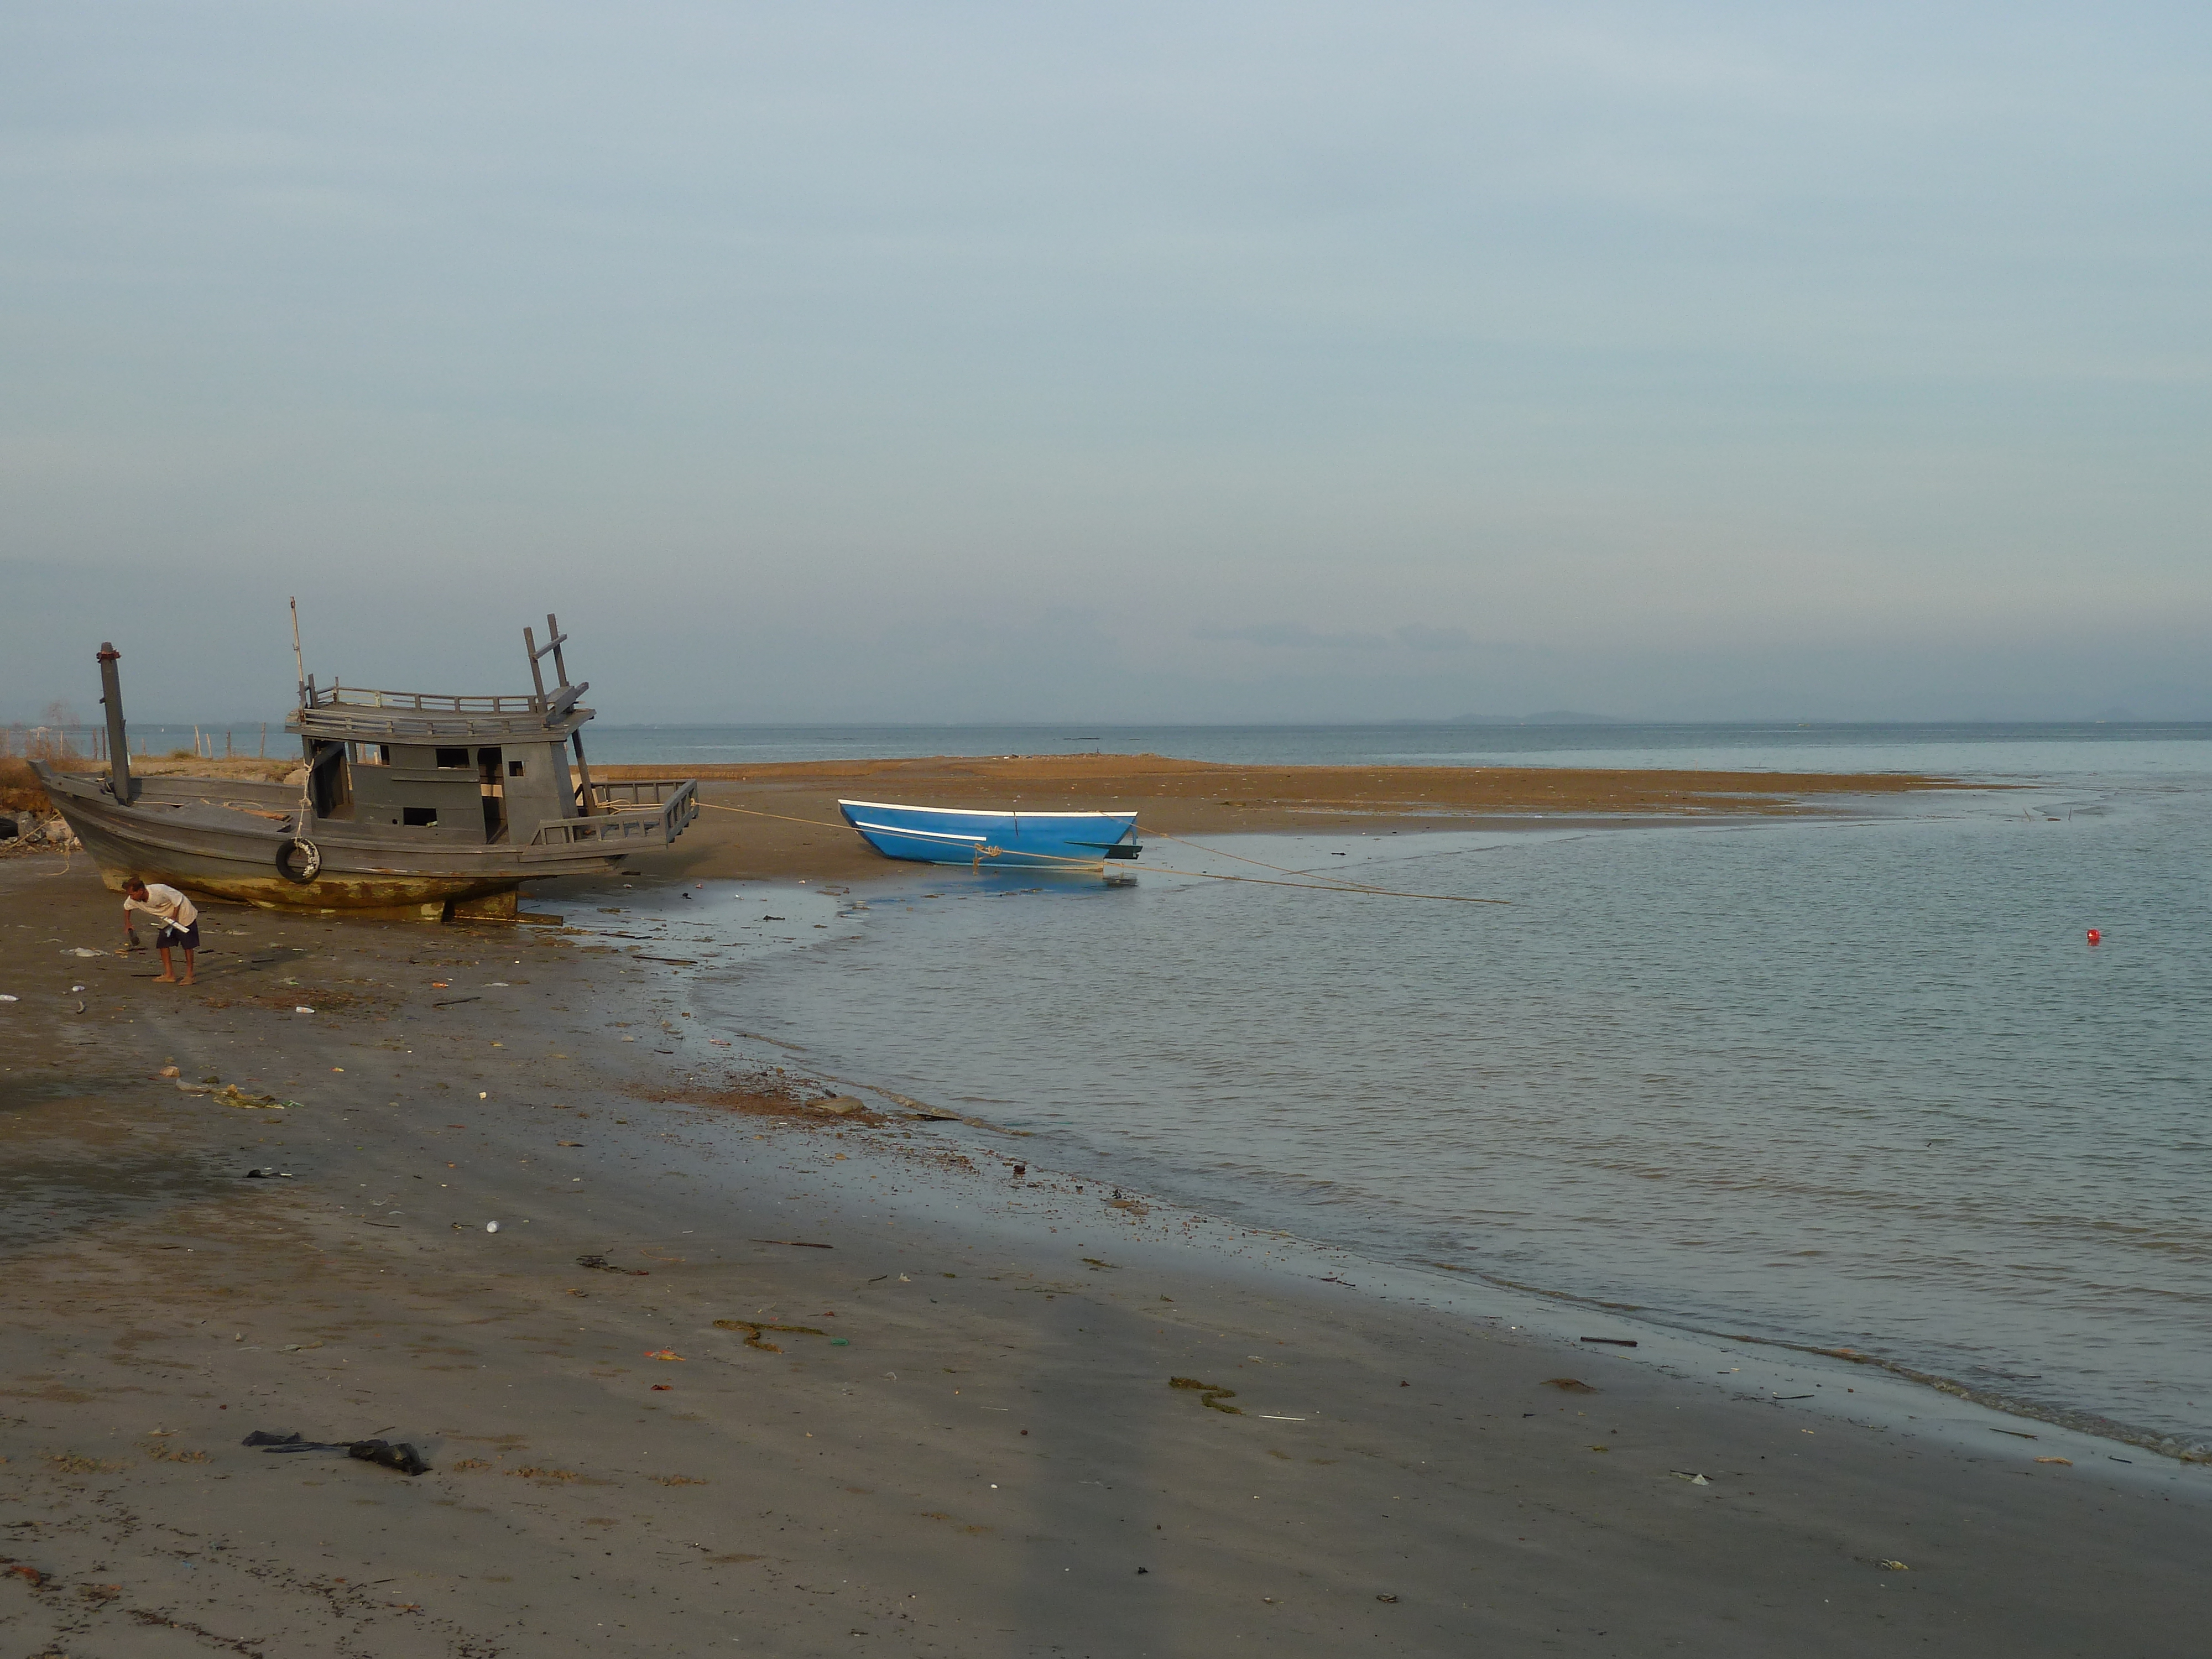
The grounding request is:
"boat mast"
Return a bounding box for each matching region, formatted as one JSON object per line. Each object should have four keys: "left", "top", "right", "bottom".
{"left": 525, "top": 613, "right": 597, "bottom": 816}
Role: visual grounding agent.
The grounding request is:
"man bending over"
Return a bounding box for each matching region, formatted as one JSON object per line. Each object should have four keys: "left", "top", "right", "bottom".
{"left": 122, "top": 877, "right": 200, "bottom": 985}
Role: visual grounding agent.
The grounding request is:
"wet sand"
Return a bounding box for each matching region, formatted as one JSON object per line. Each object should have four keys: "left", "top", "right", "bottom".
{"left": 599, "top": 754, "right": 1970, "bottom": 885}
{"left": 4, "top": 854, "right": 2206, "bottom": 1658}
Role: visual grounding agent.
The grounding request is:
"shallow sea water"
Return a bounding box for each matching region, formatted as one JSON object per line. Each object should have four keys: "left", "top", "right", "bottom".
{"left": 669, "top": 726, "right": 2212, "bottom": 1453}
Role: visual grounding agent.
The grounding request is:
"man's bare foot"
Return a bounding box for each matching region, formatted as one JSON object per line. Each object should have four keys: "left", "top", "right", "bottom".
{"left": 154, "top": 973, "right": 177, "bottom": 984}
{"left": 179, "top": 974, "right": 196, "bottom": 985}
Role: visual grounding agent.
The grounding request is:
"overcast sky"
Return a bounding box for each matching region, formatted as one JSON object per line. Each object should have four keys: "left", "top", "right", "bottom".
{"left": 3, "top": 2, "right": 2208, "bottom": 724}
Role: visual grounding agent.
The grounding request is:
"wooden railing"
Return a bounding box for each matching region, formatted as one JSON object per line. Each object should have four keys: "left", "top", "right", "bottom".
{"left": 528, "top": 780, "right": 698, "bottom": 849}
{"left": 311, "top": 684, "right": 547, "bottom": 714}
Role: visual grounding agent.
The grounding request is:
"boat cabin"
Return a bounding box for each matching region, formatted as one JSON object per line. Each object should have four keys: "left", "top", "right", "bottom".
{"left": 283, "top": 617, "right": 627, "bottom": 847}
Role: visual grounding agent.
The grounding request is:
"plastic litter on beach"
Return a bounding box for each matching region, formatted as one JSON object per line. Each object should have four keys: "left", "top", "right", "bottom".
{"left": 294, "top": 1005, "right": 315, "bottom": 1014}
{"left": 1579, "top": 1337, "right": 1638, "bottom": 1347}
{"left": 0, "top": 995, "right": 16, "bottom": 1002}
{"left": 243, "top": 1167, "right": 294, "bottom": 1178}
{"left": 750, "top": 1238, "right": 834, "bottom": 1249}
{"left": 486, "top": 1221, "right": 500, "bottom": 1233}
{"left": 1671, "top": 1470, "right": 1711, "bottom": 1485}
{"left": 1542, "top": 1378, "right": 1597, "bottom": 1392}
{"left": 2036, "top": 1456, "right": 2073, "bottom": 1465}
{"left": 1878, "top": 1560, "right": 1910, "bottom": 1572}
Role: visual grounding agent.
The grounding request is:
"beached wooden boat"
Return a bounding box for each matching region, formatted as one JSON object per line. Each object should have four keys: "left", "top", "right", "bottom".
{"left": 34, "top": 614, "right": 697, "bottom": 919}
{"left": 837, "top": 799, "right": 1141, "bottom": 869}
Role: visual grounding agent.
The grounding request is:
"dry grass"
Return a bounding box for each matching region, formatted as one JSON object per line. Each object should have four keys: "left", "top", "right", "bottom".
{"left": 0, "top": 755, "right": 48, "bottom": 815}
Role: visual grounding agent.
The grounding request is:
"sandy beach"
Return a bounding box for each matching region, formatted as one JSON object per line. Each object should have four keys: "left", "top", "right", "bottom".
{"left": 596, "top": 754, "right": 1967, "bottom": 885}
{"left": 6, "top": 763, "right": 2208, "bottom": 1657}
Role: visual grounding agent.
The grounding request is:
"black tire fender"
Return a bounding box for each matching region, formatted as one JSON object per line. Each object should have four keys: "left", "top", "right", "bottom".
{"left": 275, "top": 837, "right": 322, "bottom": 884}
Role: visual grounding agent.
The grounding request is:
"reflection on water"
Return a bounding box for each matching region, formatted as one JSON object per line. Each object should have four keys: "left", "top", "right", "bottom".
{"left": 692, "top": 770, "right": 2212, "bottom": 1453}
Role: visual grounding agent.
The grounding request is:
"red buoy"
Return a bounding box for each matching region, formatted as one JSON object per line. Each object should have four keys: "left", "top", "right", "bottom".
{"left": 2086, "top": 928, "right": 2102, "bottom": 946}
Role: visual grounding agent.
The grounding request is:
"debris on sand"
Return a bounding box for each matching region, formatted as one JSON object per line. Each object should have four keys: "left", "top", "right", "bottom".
{"left": 349, "top": 1439, "right": 430, "bottom": 1475}
{"left": 1542, "top": 1378, "right": 1597, "bottom": 1393}
{"left": 714, "top": 1319, "right": 827, "bottom": 1353}
{"left": 177, "top": 1080, "right": 293, "bottom": 1109}
{"left": 576, "top": 1254, "right": 650, "bottom": 1275}
{"left": 241, "top": 1430, "right": 429, "bottom": 1475}
{"left": 1169, "top": 1377, "right": 1243, "bottom": 1415}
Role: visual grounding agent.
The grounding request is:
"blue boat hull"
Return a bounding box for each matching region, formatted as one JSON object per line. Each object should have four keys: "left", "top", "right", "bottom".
{"left": 837, "top": 800, "right": 1141, "bottom": 869}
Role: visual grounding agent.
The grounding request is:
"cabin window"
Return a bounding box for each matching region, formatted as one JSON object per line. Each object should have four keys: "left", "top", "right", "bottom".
{"left": 403, "top": 807, "right": 439, "bottom": 827}
{"left": 435, "top": 747, "right": 469, "bottom": 769}
{"left": 352, "top": 743, "right": 388, "bottom": 765}
{"left": 508, "top": 759, "right": 525, "bottom": 777}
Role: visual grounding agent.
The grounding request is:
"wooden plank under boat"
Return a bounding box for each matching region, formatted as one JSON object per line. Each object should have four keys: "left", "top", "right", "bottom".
{"left": 35, "top": 612, "right": 698, "bottom": 919}
{"left": 837, "top": 799, "right": 1141, "bottom": 870}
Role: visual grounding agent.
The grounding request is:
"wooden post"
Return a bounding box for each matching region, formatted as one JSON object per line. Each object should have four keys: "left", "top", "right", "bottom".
{"left": 96, "top": 643, "right": 132, "bottom": 805}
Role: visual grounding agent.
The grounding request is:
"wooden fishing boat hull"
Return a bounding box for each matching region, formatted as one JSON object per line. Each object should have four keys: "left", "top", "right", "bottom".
{"left": 35, "top": 764, "right": 695, "bottom": 919}
{"left": 837, "top": 799, "right": 1140, "bottom": 869}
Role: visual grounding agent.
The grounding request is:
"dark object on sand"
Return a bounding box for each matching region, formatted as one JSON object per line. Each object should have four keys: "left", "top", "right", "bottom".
{"left": 1542, "top": 1378, "right": 1597, "bottom": 1392}
{"left": 348, "top": 1439, "right": 430, "bottom": 1475}
{"left": 750, "top": 1238, "right": 834, "bottom": 1249}
{"left": 243, "top": 1167, "right": 294, "bottom": 1178}
{"left": 1168, "top": 1376, "right": 1243, "bottom": 1414}
{"left": 0, "top": 815, "right": 17, "bottom": 841}
{"left": 35, "top": 618, "right": 697, "bottom": 920}
{"left": 242, "top": 1430, "right": 429, "bottom": 1475}
{"left": 432, "top": 997, "right": 482, "bottom": 1008}
{"left": 1580, "top": 1337, "right": 1639, "bottom": 1347}
{"left": 576, "top": 1254, "right": 651, "bottom": 1275}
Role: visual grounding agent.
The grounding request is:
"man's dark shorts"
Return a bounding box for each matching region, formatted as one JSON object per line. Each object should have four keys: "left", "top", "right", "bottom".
{"left": 158, "top": 921, "right": 201, "bottom": 952}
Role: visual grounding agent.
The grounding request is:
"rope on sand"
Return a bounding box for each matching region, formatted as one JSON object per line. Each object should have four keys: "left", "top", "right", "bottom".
{"left": 695, "top": 799, "right": 1507, "bottom": 904}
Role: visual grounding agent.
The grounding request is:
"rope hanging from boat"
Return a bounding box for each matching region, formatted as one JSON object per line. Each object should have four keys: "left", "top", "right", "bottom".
{"left": 695, "top": 800, "right": 1508, "bottom": 905}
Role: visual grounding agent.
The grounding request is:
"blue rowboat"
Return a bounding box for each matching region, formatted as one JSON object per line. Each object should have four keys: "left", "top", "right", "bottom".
{"left": 837, "top": 800, "right": 1141, "bottom": 869}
